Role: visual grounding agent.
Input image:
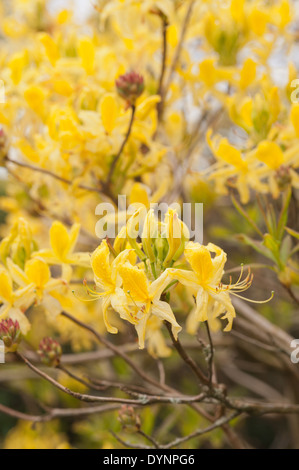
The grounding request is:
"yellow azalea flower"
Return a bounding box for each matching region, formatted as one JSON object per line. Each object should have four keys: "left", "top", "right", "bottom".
{"left": 206, "top": 130, "right": 252, "bottom": 203}
{"left": 33, "top": 221, "right": 90, "bottom": 280}
{"left": 6, "top": 257, "right": 66, "bottom": 319}
{"left": 118, "top": 263, "right": 181, "bottom": 349}
{"left": 88, "top": 240, "right": 132, "bottom": 334}
{"left": 169, "top": 242, "right": 253, "bottom": 332}
{"left": 253, "top": 140, "right": 299, "bottom": 198}
{"left": 0, "top": 267, "right": 31, "bottom": 334}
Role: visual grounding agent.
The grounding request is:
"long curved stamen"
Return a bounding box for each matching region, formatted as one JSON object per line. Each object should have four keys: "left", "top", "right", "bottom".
{"left": 72, "top": 289, "right": 100, "bottom": 302}
{"left": 214, "top": 267, "right": 253, "bottom": 294}
{"left": 229, "top": 290, "right": 275, "bottom": 303}
{"left": 72, "top": 279, "right": 108, "bottom": 301}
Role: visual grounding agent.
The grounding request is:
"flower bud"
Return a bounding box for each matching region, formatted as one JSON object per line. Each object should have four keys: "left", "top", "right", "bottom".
{"left": 126, "top": 208, "right": 147, "bottom": 261}
{"left": 118, "top": 405, "right": 141, "bottom": 432}
{"left": 163, "top": 209, "right": 189, "bottom": 267}
{"left": 116, "top": 71, "right": 144, "bottom": 105}
{"left": 0, "top": 318, "right": 21, "bottom": 352}
{"left": 142, "top": 209, "right": 158, "bottom": 263}
{"left": 37, "top": 337, "right": 62, "bottom": 367}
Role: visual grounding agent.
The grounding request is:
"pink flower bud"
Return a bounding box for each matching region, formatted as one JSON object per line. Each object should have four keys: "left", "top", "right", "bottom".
{"left": 116, "top": 71, "right": 144, "bottom": 105}
{"left": 0, "top": 318, "right": 21, "bottom": 352}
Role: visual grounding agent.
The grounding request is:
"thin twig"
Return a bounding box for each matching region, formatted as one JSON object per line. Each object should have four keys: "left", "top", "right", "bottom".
{"left": 138, "top": 430, "right": 160, "bottom": 449}
{"left": 61, "top": 311, "right": 173, "bottom": 393}
{"left": 162, "top": 0, "right": 195, "bottom": 97}
{"left": 103, "top": 105, "right": 136, "bottom": 192}
{"left": 204, "top": 321, "right": 214, "bottom": 389}
{"left": 0, "top": 402, "right": 119, "bottom": 423}
{"left": 161, "top": 411, "right": 241, "bottom": 449}
{"left": 18, "top": 349, "right": 207, "bottom": 406}
{"left": 110, "top": 431, "right": 151, "bottom": 449}
{"left": 157, "top": 15, "right": 169, "bottom": 120}
{"left": 5, "top": 156, "right": 104, "bottom": 196}
{"left": 164, "top": 321, "right": 209, "bottom": 386}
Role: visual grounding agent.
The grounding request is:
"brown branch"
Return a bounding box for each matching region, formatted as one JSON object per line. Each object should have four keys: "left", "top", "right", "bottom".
{"left": 110, "top": 431, "right": 151, "bottom": 449}
{"left": 5, "top": 156, "right": 104, "bottom": 196}
{"left": 157, "top": 15, "right": 169, "bottom": 120}
{"left": 103, "top": 104, "right": 136, "bottom": 193}
{"left": 164, "top": 321, "right": 209, "bottom": 386}
{"left": 0, "top": 402, "right": 118, "bottom": 423}
{"left": 60, "top": 311, "right": 174, "bottom": 394}
{"left": 204, "top": 321, "right": 215, "bottom": 389}
{"left": 17, "top": 350, "right": 207, "bottom": 406}
{"left": 138, "top": 430, "right": 160, "bottom": 449}
{"left": 162, "top": 0, "right": 195, "bottom": 98}
{"left": 161, "top": 411, "right": 241, "bottom": 449}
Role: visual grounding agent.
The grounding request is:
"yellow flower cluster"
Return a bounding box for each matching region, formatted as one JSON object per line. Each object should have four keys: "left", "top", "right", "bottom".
{"left": 87, "top": 207, "right": 260, "bottom": 353}
{"left": 0, "top": 208, "right": 263, "bottom": 357}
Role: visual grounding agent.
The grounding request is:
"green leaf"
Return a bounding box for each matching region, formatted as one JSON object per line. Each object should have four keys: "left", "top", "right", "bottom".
{"left": 277, "top": 188, "right": 291, "bottom": 240}
{"left": 285, "top": 226, "right": 299, "bottom": 241}
{"left": 236, "top": 233, "right": 277, "bottom": 263}
{"left": 280, "top": 235, "right": 292, "bottom": 264}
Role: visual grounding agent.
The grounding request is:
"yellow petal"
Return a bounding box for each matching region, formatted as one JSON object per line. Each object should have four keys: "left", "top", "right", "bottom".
{"left": 24, "top": 258, "right": 50, "bottom": 289}
{"left": 184, "top": 242, "right": 214, "bottom": 286}
{"left": 24, "top": 85, "right": 46, "bottom": 117}
{"left": 207, "top": 131, "right": 247, "bottom": 171}
{"left": 0, "top": 269, "right": 13, "bottom": 304}
{"left": 152, "top": 300, "right": 181, "bottom": 340}
{"left": 68, "top": 224, "right": 80, "bottom": 255}
{"left": 8, "top": 52, "right": 27, "bottom": 85}
{"left": 248, "top": 8, "right": 268, "bottom": 36}
{"left": 100, "top": 94, "right": 117, "bottom": 134}
{"left": 78, "top": 37, "right": 95, "bottom": 75}
{"left": 239, "top": 58, "right": 256, "bottom": 90}
{"left": 119, "top": 264, "right": 149, "bottom": 302}
{"left": 91, "top": 240, "right": 113, "bottom": 289}
{"left": 255, "top": 141, "right": 284, "bottom": 170}
{"left": 167, "top": 24, "right": 178, "bottom": 48}
{"left": 50, "top": 221, "right": 71, "bottom": 261}
{"left": 39, "top": 33, "right": 59, "bottom": 66}
{"left": 129, "top": 183, "right": 150, "bottom": 208}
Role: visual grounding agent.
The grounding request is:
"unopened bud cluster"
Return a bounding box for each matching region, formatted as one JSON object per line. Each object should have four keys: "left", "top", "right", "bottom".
{"left": 37, "top": 337, "right": 62, "bottom": 367}
{"left": 116, "top": 71, "right": 144, "bottom": 105}
{"left": 0, "top": 319, "right": 21, "bottom": 352}
{"left": 118, "top": 405, "right": 141, "bottom": 432}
